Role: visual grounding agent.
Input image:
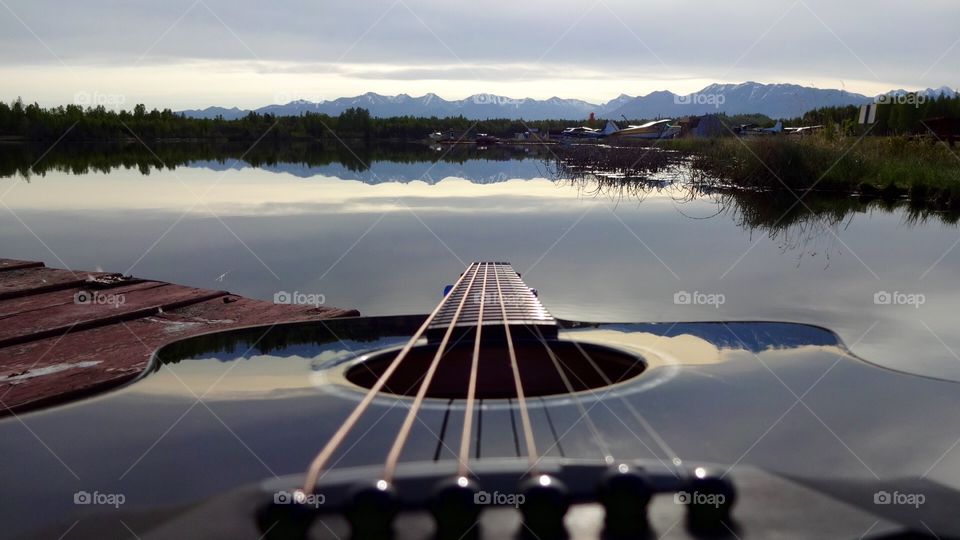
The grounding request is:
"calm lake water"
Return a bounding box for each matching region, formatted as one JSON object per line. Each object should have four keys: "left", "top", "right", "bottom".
{"left": 2, "top": 142, "right": 959, "bottom": 381}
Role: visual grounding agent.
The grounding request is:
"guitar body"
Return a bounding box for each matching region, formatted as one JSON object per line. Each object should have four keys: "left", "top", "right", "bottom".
{"left": 4, "top": 263, "right": 960, "bottom": 539}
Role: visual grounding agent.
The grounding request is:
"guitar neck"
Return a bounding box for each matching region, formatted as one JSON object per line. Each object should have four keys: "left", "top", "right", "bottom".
{"left": 427, "top": 262, "right": 557, "bottom": 341}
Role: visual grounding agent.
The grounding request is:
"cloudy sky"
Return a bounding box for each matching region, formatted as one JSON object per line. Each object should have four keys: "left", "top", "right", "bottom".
{"left": 1, "top": 0, "right": 957, "bottom": 109}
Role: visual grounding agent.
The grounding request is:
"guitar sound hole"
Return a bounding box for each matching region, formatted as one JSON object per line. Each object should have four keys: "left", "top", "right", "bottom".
{"left": 345, "top": 340, "right": 645, "bottom": 399}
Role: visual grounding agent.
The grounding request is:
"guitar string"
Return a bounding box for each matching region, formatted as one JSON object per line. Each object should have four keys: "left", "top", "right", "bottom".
{"left": 301, "top": 263, "right": 477, "bottom": 495}
{"left": 382, "top": 262, "right": 483, "bottom": 482}
{"left": 569, "top": 338, "right": 683, "bottom": 476}
{"left": 494, "top": 263, "right": 539, "bottom": 471}
{"left": 457, "top": 262, "right": 487, "bottom": 477}
{"left": 531, "top": 325, "right": 613, "bottom": 463}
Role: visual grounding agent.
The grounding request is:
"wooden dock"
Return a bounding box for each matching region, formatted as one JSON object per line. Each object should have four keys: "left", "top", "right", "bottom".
{"left": 0, "top": 259, "right": 359, "bottom": 416}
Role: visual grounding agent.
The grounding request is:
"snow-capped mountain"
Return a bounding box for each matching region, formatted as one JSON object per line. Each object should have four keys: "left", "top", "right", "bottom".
{"left": 179, "top": 82, "right": 957, "bottom": 121}
{"left": 178, "top": 106, "right": 248, "bottom": 120}
{"left": 882, "top": 86, "right": 958, "bottom": 100}
{"left": 606, "top": 82, "right": 874, "bottom": 119}
{"left": 251, "top": 92, "right": 598, "bottom": 120}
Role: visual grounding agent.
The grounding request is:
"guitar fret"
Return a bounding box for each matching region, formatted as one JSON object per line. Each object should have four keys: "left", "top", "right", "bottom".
{"left": 428, "top": 262, "right": 556, "bottom": 334}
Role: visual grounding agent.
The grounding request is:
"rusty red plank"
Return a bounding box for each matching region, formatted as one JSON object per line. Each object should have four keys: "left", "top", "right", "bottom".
{"left": 0, "top": 266, "right": 115, "bottom": 300}
{"left": 0, "top": 259, "right": 45, "bottom": 272}
{"left": 0, "top": 294, "right": 358, "bottom": 413}
{"left": 0, "top": 283, "right": 229, "bottom": 348}
{"left": 0, "top": 281, "right": 166, "bottom": 318}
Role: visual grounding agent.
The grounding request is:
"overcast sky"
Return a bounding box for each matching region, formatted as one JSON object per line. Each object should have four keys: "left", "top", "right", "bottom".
{"left": 1, "top": 0, "right": 957, "bottom": 109}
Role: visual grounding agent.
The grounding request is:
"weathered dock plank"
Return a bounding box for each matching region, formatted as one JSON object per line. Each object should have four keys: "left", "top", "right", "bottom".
{"left": 0, "top": 283, "right": 229, "bottom": 348}
{"left": 0, "top": 281, "right": 165, "bottom": 318}
{"left": 0, "top": 259, "right": 44, "bottom": 272}
{"left": 0, "top": 259, "right": 359, "bottom": 415}
{"left": 0, "top": 265, "right": 112, "bottom": 300}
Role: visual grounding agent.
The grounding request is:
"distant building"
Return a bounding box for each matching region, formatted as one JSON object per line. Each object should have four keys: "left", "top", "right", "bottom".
{"left": 678, "top": 114, "right": 728, "bottom": 138}
{"left": 437, "top": 129, "right": 469, "bottom": 141}
{"left": 514, "top": 127, "right": 548, "bottom": 141}
{"left": 922, "top": 116, "right": 959, "bottom": 146}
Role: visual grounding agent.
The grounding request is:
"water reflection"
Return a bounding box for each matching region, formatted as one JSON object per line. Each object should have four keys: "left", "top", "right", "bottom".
{"left": 567, "top": 174, "right": 960, "bottom": 265}
{"left": 549, "top": 144, "right": 960, "bottom": 273}
{"left": 0, "top": 141, "right": 552, "bottom": 183}
{"left": 1, "top": 142, "right": 959, "bottom": 385}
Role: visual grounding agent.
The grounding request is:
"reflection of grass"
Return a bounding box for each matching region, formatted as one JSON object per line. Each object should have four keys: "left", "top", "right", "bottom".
{"left": 715, "top": 188, "right": 960, "bottom": 262}
{"left": 717, "top": 188, "right": 959, "bottom": 231}
{"left": 551, "top": 140, "right": 960, "bottom": 229}
{"left": 552, "top": 167, "right": 960, "bottom": 262}
{"left": 549, "top": 144, "right": 688, "bottom": 201}
{"left": 663, "top": 136, "right": 960, "bottom": 203}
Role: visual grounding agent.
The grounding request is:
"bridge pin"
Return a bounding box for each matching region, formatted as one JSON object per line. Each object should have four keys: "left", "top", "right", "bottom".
{"left": 255, "top": 489, "right": 318, "bottom": 540}
{"left": 345, "top": 479, "right": 399, "bottom": 539}
{"left": 518, "top": 474, "right": 569, "bottom": 539}
{"left": 430, "top": 476, "right": 482, "bottom": 539}
{"left": 683, "top": 467, "right": 737, "bottom": 534}
{"left": 599, "top": 464, "right": 652, "bottom": 537}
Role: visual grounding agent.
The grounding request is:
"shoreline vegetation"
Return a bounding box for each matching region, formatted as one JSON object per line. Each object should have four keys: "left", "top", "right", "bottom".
{"left": 557, "top": 135, "right": 960, "bottom": 204}
{"left": 0, "top": 100, "right": 575, "bottom": 143}
{"left": 672, "top": 136, "right": 960, "bottom": 198}
{"left": 2, "top": 91, "right": 957, "bottom": 143}
{"left": 577, "top": 135, "right": 960, "bottom": 207}
{"left": 0, "top": 96, "right": 957, "bottom": 205}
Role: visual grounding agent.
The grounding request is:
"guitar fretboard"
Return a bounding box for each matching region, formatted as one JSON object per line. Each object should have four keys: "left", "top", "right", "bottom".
{"left": 427, "top": 262, "right": 556, "bottom": 339}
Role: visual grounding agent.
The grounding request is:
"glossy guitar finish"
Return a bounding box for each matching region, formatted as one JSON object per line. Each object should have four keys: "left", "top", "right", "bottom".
{"left": 4, "top": 263, "right": 960, "bottom": 539}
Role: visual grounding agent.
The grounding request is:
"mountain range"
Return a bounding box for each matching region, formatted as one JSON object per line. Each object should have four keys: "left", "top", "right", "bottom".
{"left": 180, "top": 82, "right": 957, "bottom": 121}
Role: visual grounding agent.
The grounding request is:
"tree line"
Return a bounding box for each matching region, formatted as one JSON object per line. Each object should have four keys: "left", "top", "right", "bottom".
{"left": 1, "top": 93, "right": 957, "bottom": 142}
{"left": 784, "top": 92, "right": 960, "bottom": 135}
{"left": 0, "top": 99, "right": 577, "bottom": 142}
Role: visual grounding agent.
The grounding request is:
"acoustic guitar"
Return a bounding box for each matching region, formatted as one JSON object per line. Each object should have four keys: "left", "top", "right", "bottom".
{"left": 4, "top": 262, "right": 960, "bottom": 539}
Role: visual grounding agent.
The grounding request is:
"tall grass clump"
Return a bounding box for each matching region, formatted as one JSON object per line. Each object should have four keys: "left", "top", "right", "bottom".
{"left": 667, "top": 135, "right": 960, "bottom": 203}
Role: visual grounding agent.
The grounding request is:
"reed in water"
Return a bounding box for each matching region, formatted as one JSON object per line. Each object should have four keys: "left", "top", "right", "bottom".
{"left": 550, "top": 135, "right": 960, "bottom": 209}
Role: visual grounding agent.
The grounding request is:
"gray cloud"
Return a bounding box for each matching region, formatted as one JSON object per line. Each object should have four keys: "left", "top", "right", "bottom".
{"left": 0, "top": 0, "right": 957, "bottom": 105}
